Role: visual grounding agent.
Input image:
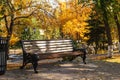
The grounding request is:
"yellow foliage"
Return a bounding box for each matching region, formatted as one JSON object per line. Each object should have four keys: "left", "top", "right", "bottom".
{"left": 0, "top": 26, "right": 7, "bottom": 37}
{"left": 9, "top": 34, "right": 20, "bottom": 46}
{"left": 0, "top": 26, "right": 20, "bottom": 46}
{"left": 59, "top": 0, "right": 93, "bottom": 40}
{"left": 12, "top": 0, "right": 32, "bottom": 7}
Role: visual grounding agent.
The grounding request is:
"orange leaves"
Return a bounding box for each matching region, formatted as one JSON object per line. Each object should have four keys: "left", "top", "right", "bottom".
{"left": 9, "top": 34, "right": 19, "bottom": 46}
{"left": 59, "top": 1, "right": 93, "bottom": 23}
{"left": 62, "top": 18, "right": 89, "bottom": 40}
{"left": 0, "top": 26, "right": 7, "bottom": 37}
{"left": 59, "top": 1, "right": 93, "bottom": 40}
{"left": 12, "top": 0, "right": 32, "bottom": 7}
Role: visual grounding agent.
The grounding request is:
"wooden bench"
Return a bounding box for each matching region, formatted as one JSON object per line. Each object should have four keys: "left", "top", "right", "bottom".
{"left": 20, "top": 39, "right": 87, "bottom": 73}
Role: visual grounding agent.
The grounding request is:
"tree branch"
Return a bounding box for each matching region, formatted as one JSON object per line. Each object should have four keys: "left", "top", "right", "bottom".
{"left": 4, "top": 15, "right": 9, "bottom": 33}
{"left": 14, "top": 9, "right": 37, "bottom": 21}
{"left": 6, "top": 0, "right": 15, "bottom": 12}
{"left": 0, "top": 16, "right": 5, "bottom": 20}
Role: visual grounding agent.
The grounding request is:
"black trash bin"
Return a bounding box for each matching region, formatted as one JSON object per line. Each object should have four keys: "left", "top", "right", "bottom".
{"left": 0, "top": 37, "right": 8, "bottom": 75}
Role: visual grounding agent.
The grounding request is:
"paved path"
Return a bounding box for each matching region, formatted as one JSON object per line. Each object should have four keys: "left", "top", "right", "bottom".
{"left": 1, "top": 55, "right": 120, "bottom": 80}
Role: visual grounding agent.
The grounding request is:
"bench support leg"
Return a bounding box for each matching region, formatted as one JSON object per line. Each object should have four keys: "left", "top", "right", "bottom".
{"left": 82, "top": 54, "right": 86, "bottom": 64}
{"left": 20, "top": 53, "right": 39, "bottom": 73}
{"left": 32, "top": 61, "right": 38, "bottom": 73}
{"left": 20, "top": 59, "right": 38, "bottom": 73}
{"left": 20, "top": 53, "right": 31, "bottom": 69}
{"left": 20, "top": 59, "right": 29, "bottom": 69}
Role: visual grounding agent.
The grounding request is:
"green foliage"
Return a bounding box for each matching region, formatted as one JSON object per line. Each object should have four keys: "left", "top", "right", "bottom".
{"left": 21, "top": 27, "right": 41, "bottom": 40}
{"left": 87, "top": 13, "right": 106, "bottom": 45}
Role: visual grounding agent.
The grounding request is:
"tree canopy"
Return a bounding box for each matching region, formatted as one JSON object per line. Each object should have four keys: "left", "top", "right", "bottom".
{"left": 0, "top": 0, "right": 120, "bottom": 55}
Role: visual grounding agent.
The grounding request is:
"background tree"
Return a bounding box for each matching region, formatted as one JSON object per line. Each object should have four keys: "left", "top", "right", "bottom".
{"left": 0, "top": 0, "right": 57, "bottom": 42}
{"left": 108, "top": 0, "right": 120, "bottom": 52}
{"left": 0, "top": 0, "right": 58, "bottom": 57}
{"left": 87, "top": 11, "right": 106, "bottom": 54}
{"left": 92, "top": 0, "right": 113, "bottom": 57}
{"left": 57, "top": 0, "right": 93, "bottom": 42}
{"left": 100, "top": 0, "right": 113, "bottom": 57}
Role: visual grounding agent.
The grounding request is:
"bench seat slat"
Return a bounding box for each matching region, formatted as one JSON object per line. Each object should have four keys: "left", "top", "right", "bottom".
{"left": 23, "top": 42, "right": 72, "bottom": 45}
{"left": 24, "top": 44, "right": 73, "bottom": 48}
{"left": 24, "top": 48, "right": 73, "bottom": 53}
{"left": 38, "top": 51, "right": 83, "bottom": 59}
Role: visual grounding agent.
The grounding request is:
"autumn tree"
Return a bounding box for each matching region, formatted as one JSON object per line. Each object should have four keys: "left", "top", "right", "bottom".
{"left": 0, "top": 0, "right": 58, "bottom": 41}
{"left": 91, "top": 0, "right": 120, "bottom": 56}
{"left": 109, "top": 0, "right": 120, "bottom": 52}
{"left": 0, "top": 0, "right": 32, "bottom": 37}
{"left": 0, "top": 0, "right": 58, "bottom": 58}
{"left": 87, "top": 10, "right": 106, "bottom": 54}
{"left": 57, "top": 0, "right": 93, "bottom": 42}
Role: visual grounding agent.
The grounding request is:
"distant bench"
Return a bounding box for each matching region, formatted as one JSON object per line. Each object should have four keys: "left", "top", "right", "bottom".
{"left": 20, "top": 39, "right": 87, "bottom": 73}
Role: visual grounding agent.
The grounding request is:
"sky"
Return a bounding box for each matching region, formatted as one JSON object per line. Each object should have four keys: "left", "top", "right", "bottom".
{"left": 49, "top": 0, "right": 59, "bottom": 8}
{"left": 49, "top": 0, "right": 69, "bottom": 8}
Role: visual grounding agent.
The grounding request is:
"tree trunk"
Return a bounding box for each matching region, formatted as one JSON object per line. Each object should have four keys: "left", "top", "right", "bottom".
{"left": 100, "top": 0, "right": 113, "bottom": 57}
{"left": 113, "top": 13, "right": 120, "bottom": 41}
{"left": 4, "top": 14, "right": 14, "bottom": 59}
{"left": 59, "top": 26, "right": 64, "bottom": 39}
{"left": 95, "top": 40, "right": 98, "bottom": 54}
{"left": 113, "top": 13, "right": 120, "bottom": 52}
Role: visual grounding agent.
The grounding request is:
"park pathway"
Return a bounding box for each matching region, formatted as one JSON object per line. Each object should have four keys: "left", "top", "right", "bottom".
{"left": 1, "top": 54, "right": 120, "bottom": 80}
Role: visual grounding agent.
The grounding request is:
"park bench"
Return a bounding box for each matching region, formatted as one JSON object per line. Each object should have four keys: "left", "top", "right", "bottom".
{"left": 20, "top": 39, "right": 87, "bottom": 73}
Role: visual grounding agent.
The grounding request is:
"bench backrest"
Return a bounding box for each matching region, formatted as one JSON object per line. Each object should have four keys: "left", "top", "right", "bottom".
{"left": 21, "top": 39, "right": 74, "bottom": 54}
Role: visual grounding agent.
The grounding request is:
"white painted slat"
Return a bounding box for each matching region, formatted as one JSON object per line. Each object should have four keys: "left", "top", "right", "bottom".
{"left": 36, "top": 44, "right": 47, "bottom": 46}
{"left": 47, "top": 49, "right": 73, "bottom": 53}
{"left": 22, "top": 39, "right": 74, "bottom": 54}
{"left": 35, "top": 41, "right": 47, "bottom": 43}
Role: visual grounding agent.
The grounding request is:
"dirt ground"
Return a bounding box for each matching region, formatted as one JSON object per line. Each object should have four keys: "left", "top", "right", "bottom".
{"left": 1, "top": 54, "right": 120, "bottom": 80}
